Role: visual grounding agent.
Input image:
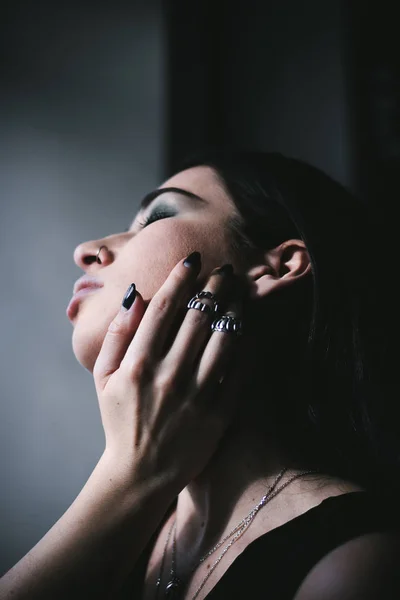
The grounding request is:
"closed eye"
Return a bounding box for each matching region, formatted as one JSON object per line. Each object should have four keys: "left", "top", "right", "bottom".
{"left": 136, "top": 207, "right": 177, "bottom": 229}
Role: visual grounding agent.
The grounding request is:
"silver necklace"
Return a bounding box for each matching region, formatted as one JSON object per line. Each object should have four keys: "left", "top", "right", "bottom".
{"left": 155, "top": 468, "right": 318, "bottom": 600}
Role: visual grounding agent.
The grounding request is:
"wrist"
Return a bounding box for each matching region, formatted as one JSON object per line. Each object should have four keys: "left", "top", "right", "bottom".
{"left": 97, "top": 449, "right": 180, "bottom": 505}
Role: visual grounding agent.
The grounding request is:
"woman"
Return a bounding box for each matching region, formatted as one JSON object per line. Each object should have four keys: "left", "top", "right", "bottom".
{"left": 1, "top": 151, "right": 399, "bottom": 600}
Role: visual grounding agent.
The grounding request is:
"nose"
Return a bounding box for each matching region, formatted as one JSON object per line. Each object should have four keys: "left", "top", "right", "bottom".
{"left": 73, "top": 239, "right": 114, "bottom": 269}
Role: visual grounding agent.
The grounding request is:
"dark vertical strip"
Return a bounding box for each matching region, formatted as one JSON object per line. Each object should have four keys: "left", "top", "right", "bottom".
{"left": 162, "top": 0, "right": 227, "bottom": 177}
{"left": 346, "top": 1, "right": 400, "bottom": 205}
{"left": 344, "top": 2, "right": 370, "bottom": 200}
{"left": 341, "top": 1, "right": 361, "bottom": 197}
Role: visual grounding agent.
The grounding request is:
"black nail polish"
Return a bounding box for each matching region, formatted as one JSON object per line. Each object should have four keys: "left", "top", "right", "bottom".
{"left": 183, "top": 251, "right": 201, "bottom": 270}
{"left": 214, "top": 263, "right": 234, "bottom": 276}
{"left": 122, "top": 283, "right": 136, "bottom": 310}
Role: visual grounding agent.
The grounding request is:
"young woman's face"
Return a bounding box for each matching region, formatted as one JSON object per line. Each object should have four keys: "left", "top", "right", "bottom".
{"left": 70, "top": 166, "right": 240, "bottom": 372}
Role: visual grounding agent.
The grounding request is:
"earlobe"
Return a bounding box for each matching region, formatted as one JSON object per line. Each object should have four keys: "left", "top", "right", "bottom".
{"left": 246, "top": 240, "right": 311, "bottom": 300}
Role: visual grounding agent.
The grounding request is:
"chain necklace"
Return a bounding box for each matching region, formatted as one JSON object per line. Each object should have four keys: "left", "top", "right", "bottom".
{"left": 154, "top": 468, "right": 318, "bottom": 600}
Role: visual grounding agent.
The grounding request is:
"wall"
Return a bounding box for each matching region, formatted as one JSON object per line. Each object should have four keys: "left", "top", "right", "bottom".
{"left": 222, "top": 1, "right": 353, "bottom": 187}
{"left": 0, "top": 1, "right": 165, "bottom": 573}
{"left": 166, "top": 0, "right": 353, "bottom": 190}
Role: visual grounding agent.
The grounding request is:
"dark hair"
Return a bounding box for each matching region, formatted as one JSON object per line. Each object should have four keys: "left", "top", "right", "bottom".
{"left": 172, "top": 149, "right": 399, "bottom": 495}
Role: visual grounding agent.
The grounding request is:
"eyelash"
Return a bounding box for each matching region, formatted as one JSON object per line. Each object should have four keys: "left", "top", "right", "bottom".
{"left": 136, "top": 208, "right": 175, "bottom": 229}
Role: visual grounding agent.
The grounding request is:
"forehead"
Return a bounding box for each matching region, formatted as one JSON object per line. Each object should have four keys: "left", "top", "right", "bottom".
{"left": 159, "top": 166, "right": 235, "bottom": 213}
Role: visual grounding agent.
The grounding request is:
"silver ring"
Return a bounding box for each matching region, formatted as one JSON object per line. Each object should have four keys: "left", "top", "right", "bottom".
{"left": 187, "top": 291, "right": 220, "bottom": 315}
{"left": 211, "top": 314, "right": 243, "bottom": 336}
{"left": 96, "top": 245, "right": 108, "bottom": 264}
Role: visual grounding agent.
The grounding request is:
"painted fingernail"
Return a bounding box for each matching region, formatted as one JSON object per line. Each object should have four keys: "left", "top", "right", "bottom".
{"left": 214, "top": 263, "right": 234, "bottom": 276}
{"left": 122, "top": 283, "right": 136, "bottom": 310}
{"left": 183, "top": 251, "right": 201, "bottom": 270}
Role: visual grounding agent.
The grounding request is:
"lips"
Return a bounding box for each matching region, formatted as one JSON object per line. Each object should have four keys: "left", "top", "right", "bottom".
{"left": 67, "top": 281, "right": 103, "bottom": 321}
{"left": 73, "top": 276, "right": 103, "bottom": 295}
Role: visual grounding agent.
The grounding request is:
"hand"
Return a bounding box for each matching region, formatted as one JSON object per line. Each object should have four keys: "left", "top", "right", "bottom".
{"left": 93, "top": 254, "right": 249, "bottom": 493}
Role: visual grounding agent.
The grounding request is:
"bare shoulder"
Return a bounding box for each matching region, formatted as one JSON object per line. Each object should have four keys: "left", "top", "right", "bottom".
{"left": 293, "top": 531, "right": 400, "bottom": 600}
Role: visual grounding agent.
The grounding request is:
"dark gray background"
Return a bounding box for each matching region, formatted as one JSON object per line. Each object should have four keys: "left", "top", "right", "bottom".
{"left": 0, "top": 1, "right": 165, "bottom": 572}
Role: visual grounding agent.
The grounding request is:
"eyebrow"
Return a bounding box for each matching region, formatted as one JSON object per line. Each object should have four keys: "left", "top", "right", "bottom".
{"left": 139, "top": 186, "right": 207, "bottom": 211}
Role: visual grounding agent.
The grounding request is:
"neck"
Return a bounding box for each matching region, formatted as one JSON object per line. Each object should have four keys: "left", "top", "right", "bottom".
{"left": 164, "top": 418, "right": 362, "bottom": 591}
{"left": 174, "top": 422, "right": 287, "bottom": 569}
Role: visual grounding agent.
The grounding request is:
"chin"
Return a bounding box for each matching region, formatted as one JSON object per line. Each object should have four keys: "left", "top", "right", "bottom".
{"left": 71, "top": 323, "right": 102, "bottom": 373}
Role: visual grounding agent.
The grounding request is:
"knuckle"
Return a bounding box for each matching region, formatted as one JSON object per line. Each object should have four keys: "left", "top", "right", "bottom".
{"left": 155, "top": 369, "right": 178, "bottom": 395}
{"left": 92, "top": 361, "right": 103, "bottom": 381}
{"left": 151, "top": 292, "right": 171, "bottom": 314}
{"left": 107, "top": 314, "right": 129, "bottom": 335}
{"left": 188, "top": 306, "right": 211, "bottom": 325}
{"left": 125, "top": 355, "right": 151, "bottom": 382}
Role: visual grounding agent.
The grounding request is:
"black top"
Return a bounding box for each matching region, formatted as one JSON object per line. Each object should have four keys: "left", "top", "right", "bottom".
{"left": 118, "top": 492, "right": 398, "bottom": 599}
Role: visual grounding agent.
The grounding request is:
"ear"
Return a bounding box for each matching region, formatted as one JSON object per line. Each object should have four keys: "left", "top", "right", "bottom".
{"left": 246, "top": 239, "right": 312, "bottom": 300}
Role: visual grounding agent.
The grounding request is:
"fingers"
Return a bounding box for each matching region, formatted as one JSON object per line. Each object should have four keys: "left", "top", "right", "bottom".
{"left": 161, "top": 264, "right": 236, "bottom": 382}
{"left": 94, "top": 252, "right": 247, "bottom": 404}
{"left": 120, "top": 252, "right": 202, "bottom": 371}
{"left": 206, "top": 332, "right": 248, "bottom": 427}
{"left": 93, "top": 284, "right": 146, "bottom": 391}
{"left": 194, "top": 280, "right": 244, "bottom": 391}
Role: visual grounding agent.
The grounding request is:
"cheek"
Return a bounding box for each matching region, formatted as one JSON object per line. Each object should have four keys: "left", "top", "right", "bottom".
{"left": 124, "top": 223, "right": 216, "bottom": 298}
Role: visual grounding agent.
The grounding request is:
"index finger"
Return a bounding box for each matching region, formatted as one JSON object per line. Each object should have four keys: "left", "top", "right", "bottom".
{"left": 120, "top": 252, "right": 202, "bottom": 370}
{"left": 93, "top": 285, "right": 146, "bottom": 391}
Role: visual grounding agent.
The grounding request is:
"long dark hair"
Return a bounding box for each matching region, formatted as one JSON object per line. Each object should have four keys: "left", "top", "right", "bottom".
{"left": 172, "top": 150, "right": 399, "bottom": 495}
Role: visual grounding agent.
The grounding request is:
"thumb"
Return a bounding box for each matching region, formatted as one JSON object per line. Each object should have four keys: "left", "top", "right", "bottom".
{"left": 93, "top": 283, "right": 146, "bottom": 392}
